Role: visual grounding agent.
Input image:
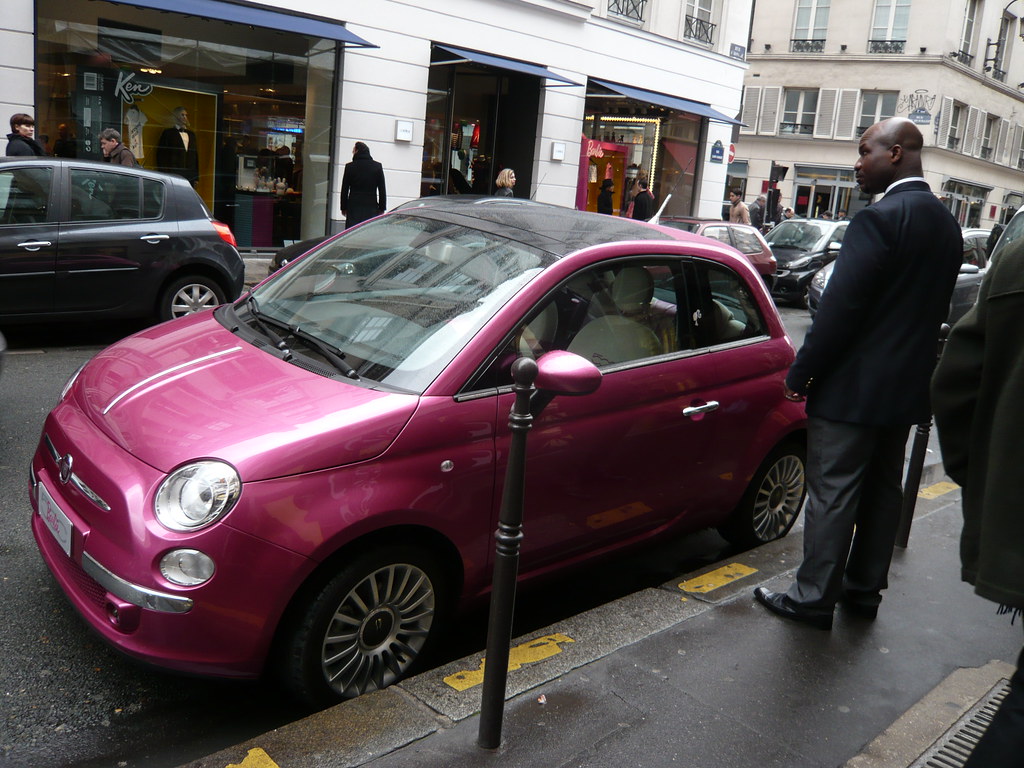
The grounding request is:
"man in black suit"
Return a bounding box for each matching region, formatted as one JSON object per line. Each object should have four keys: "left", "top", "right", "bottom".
{"left": 156, "top": 107, "right": 199, "bottom": 185}
{"left": 754, "top": 117, "right": 962, "bottom": 630}
{"left": 340, "top": 141, "right": 386, "bottom": 229}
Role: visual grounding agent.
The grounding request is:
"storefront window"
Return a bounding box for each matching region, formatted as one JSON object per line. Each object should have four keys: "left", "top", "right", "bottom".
{"left": 793, "top": 165, "right": 867, "bottom": 219}
{"left": 579, "top": 83, "right": 702, "bottom": 217}
{"left": 942, "top": 179, "right": 990, "bottom": 227}
{"left": 35, "top": 0, "right": 337, "bottom": 247}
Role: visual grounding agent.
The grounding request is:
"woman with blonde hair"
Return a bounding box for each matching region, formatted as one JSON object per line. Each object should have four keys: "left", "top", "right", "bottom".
{"left": 494, "top": 168, "right": 516, "bottom": 197}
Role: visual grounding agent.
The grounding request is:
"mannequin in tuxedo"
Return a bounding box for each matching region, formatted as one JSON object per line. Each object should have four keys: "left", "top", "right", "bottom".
{"left": 156, "top": 106, "right": 199, "bottom": 185}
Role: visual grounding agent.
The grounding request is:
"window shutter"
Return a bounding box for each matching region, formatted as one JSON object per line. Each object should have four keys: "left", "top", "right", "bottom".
{"left": 1011, "top": 124, "right": 1024, "bottom": 168}
{"left": 997, "top": 118, "right": 1010, "bottom": 164}
{"left": 963, "top": 107, "right": 982, "bottom": 156}
{"left": 833, "top": 89, "right": 861, "bottom": 140}
{"left": 739, "top": 86, "right": 762, "bottom": 135}
{"left": 814, "top": 88, "right": 839, "bottom": 138}
{"left": 936, "top": 96, "right": 953, "bottom": 149}
{"left": 758, "top": 86, "right": 782, "bottom": 135}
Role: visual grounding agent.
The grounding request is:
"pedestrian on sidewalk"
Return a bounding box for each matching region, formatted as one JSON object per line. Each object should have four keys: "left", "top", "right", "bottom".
{"left": 931, "top": 235, "right": 1024, "bottom": 767}
{"left": 630, "top": 179, "right": 654, "bottom": 221}
{"left": 494, "top": 168, "right": 516, "bottom": 197}
{"left": 5, "top": 113, "right": 46, "bottom": 156}
{"left": 728, "top": 188, "right": 749, "bottom": 224}
{"left": 99, "top": 128, "right": 138, "bottom": 166}
{"left": 341, "top": 141, "right": 386, "bottom": 229}
{"left": 753, "top": 117, "right": 962, "bottom": 630}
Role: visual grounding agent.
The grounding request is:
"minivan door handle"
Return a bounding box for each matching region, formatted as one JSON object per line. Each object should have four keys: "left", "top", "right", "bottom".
{"left": 140, "top": 234, "right": 170, "bottom": 243}
{"left": 17, "top": 240, "right": 53, "bottom": 251}
{"left": 682, "top": 401, "right": 720, "bottom": 418}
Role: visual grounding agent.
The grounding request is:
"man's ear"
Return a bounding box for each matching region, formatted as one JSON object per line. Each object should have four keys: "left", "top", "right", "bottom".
{"left": 890, "top": 144, "right": 904, "bottom": 163}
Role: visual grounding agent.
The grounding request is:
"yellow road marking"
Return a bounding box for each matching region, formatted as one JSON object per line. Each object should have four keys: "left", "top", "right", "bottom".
{"left": 918, "top": 481, "right": 959, "bottom": 499}
{"left": 227, "top": 748, "right": 281, "bottom": 768}
{"left": 678, "top": 562, "right": 758, "bottom": 593}
{"left": 443, "top": 632, "right": 575, "bottom": 691}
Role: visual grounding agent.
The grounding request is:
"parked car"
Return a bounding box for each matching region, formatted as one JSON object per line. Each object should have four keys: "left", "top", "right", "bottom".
{"left": 267, "top": 235, "right": 333, "bottom": 276}
{"left": 31, "top": 198, "right": 807, "bottom": 707}
{"left": 807, "top": 227, "right": 988, "bottom": 324}
{"left": 989, "top": 206, "right": 1024, "bottom": 262}
{"left": 0, "top": 157, "right": 243, "bottom": 323}
{"left": 657, "top": 217, "right": 776, "bottom": 285}
{"left": 0, "top": 329, "right": 5, "bottom": 379}
{"left": 764, "top": 218, "right": 848, "bottom": 306}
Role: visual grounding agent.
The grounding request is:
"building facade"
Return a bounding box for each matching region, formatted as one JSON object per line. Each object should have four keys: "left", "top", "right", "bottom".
{"left": 2, "top": 0, "right": 754, "bottom": 248}
{"left": 739, "top": 0, "right": 1024, "bottom": 227}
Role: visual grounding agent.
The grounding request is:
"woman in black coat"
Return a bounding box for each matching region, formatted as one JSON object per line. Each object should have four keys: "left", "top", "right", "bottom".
{"left": 597, "top": 178, "right": 614, "bottom": 215}
{"left": 341, "top": 142, "right": 387, "bottom": 229}
{"left": 6, "top": 113, "right": 46, "bottom": 156}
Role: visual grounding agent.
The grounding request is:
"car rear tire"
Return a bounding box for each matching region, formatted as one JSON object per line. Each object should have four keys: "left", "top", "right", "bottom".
{"left": 277, "top": 546, "right": 448, "bottom": 708}
{"left": 158, "top": 275, "right": 226, "bottom": 321}
{"left": 719, "top": 440, "right": 806, "bottom": 548}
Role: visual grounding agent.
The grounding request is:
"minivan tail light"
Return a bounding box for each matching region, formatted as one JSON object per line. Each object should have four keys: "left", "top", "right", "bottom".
{"left": 211, "top": 220, "right": 237, "bottom": 247}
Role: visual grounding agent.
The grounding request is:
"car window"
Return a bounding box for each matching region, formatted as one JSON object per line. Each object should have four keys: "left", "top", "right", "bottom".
{"left": 694, "top": 262, "right": 767, "bottom": 347}
{"left": 0, "top": 167, "right": 52, "bottom": 225}
{"left": 69, "top": 169, "right": 141, "bottom": 222}
{"left": 729, "top": 228, "right": 765, "bottom": 255}
{"left": 765, "top": 220, "right": 827, "bottom": 250}
{"left": 701, "top": 226, "right": 733, "bottom": 246}
{"left": 827, "top": 225, "right": 846, "bottom": 248}
{"left": 142, "top": 178, "right": 165, "bottom": 218}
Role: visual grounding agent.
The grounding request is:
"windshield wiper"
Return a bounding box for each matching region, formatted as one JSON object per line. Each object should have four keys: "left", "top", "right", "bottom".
{"left": 245, "top": 295, "right": 292, "bottom": 359}
{"left": 286, "top": 324, "right": 360, "bottom": 380}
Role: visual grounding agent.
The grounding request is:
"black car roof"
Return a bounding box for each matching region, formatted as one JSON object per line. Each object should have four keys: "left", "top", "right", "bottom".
{"left": 396, "top": 196, "right": 677, "bottom": 254}
{"left": 0, "top": 156, "right": 187, "bottom": 183}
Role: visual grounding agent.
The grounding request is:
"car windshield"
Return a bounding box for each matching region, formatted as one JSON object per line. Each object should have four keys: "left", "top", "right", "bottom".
{"left": 659, "top": 220, "right": 700, "bottom": 233}
{"left": 765, "top": 220, "right": 828, "bottom": 251}
{"left": 990, "top": 213, "right": 1024, "bottom": 261}
{"left": 247, "top": 214, "right": 553, "bottom": 392}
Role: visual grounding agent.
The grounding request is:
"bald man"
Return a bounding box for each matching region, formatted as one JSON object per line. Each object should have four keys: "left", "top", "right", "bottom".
{"left": 754, "top": 118, "right": 963, "bottom": 630}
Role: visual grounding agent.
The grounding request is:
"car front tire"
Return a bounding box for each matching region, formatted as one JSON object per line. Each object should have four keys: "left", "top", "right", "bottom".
{"left": 277, "top": 546, "right": 447, "bottom": 708}
{"left": 158, "top": 275, "right": 226, "bottom": 321}
{"left": 719, "top": 440, "right": 806, "bottom": 548}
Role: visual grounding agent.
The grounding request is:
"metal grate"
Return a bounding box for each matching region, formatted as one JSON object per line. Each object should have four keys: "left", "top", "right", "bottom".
{"left": 909, "top": 678, "right": 1011, "bottom": 767}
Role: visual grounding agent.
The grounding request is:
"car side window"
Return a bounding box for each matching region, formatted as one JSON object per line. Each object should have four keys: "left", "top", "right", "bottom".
{"left": 69, "top": 169, "right": 141, "bottom": 222}
{"left": 693, "top": 262, "right": 767, "bottom": 347}
{"left": 142, "top": 179, "right": 165, "bottom": 218}
{"left": 701, "top": 226, "right": 733, "bottom": 246}
{"left": 729, "top": 228, "right": 764, "bottom": 255}
{"left": 0, "top": 167, "right": 53, "bottom": 225}
{"left": 827, "top": 226, "right": 846, "bottom": 248}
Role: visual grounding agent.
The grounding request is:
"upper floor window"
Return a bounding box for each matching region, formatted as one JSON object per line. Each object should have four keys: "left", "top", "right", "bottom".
{"left": 858, "top": 92, "right": 898, "bottom": 136}
{"left": 684, "top": 0, "right": 716, "bottom": 45}
{"left": 609, "top": 0, "right": 647, "bottom": 23}
{"left": 781, "top": 89, "right": 818, "bottom": 135}
{"left": 981, "top": 115, "right": 999, "bottom": 159}
{"left": 948, "top": 102, "right": 965, "bottom": 150}
{"left": 961, "top": 0, "right": 979, "bottom": 57}
{"left": 868, "top": 0, "right": 909, "bottom": 52}
{"left": 793, "top": 0, "right": 830, "bottom": 41}
{"left": 986, "top": 15, "right": 1011, "bottom": 82}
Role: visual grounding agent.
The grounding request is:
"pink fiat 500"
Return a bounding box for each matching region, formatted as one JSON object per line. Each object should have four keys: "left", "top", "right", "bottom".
{"left": 31, "top": 198, "right": 807, "bottom": 706}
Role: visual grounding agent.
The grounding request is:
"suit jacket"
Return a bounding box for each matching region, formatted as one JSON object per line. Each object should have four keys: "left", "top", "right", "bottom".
{"left": 786, "top": 181, "right": 962, "bottom": 425}
{"left": 156, "top": 127, "right": 199, "bottom": 184}
{"left": 341, "top": 154, "right": 386, "bottom": 228}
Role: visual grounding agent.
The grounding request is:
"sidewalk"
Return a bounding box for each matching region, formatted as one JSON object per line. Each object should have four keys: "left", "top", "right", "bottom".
{"left": 180, "top": 453, "right": 1021, "bottom": 768}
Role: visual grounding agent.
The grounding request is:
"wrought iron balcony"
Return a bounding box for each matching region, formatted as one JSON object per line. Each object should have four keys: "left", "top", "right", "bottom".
{"left": 779, "top": 121, "right": 815, "bottom": 135}
{"left": 950, "top": 50, "right": 974, "bottom": 66}
{"left": 684, "top": 14, "right": 716, "bottom": 45}
{"left": 608, "top": 0, "right": 646, "bottom": 22}
{"left": 867, "top": 39, "right": 906, "bottom": 54}
{"left": 947, "top": 135, "right": 961, "bottom": 150}
{"left": 980, "top": 146, "right": 993, "bottom": 160}
{"left": 1017, "top": 156, "right": 1024, "bottom": 170}
{"left": 988, "top": 66, "right": 1007, "bottom": 83}
{"left": 790, "top": 39, "right": 826, "bottom": 53}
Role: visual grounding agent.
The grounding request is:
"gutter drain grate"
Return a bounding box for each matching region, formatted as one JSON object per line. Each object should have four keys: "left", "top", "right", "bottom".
{"left": 909, "top": 678, "right": 1011, "bottom": 768}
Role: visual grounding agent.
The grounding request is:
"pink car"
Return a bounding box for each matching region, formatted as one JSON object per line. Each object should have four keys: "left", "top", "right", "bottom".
{"left": 31, "top": 198, "right": 807, "bottom": 706}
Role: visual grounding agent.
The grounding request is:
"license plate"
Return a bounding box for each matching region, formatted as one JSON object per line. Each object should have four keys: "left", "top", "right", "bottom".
{"left": 38, "top": 482, "right": 74, "bottom": 557}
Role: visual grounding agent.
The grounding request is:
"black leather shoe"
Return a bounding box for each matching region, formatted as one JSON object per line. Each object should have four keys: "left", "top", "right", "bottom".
{"left": 753, "top": 587, "right": 833, "bottom": 630}
{"left": 839, "top": 594, "right": 879, "bottom": 620}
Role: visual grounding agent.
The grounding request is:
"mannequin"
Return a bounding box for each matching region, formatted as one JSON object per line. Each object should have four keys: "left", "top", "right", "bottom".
{"left": 156, "top": 106, "right": 199, "bottom": 184}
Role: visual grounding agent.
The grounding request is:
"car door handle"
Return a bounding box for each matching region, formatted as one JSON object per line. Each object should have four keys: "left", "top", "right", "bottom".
{"left": 18, "top": 240, "right": 53, "bottom": 251}
{"left": 140, "top": 234, "right": 170, "bottom": 243}
{"left": 682, "top": 401, "right": 720, "bottom": 418}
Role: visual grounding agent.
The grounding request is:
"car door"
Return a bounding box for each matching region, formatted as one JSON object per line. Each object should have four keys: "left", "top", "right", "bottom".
{"left": 55, "top": 166, "right": 174, "bottom": 314}
{"left": 0, "top": 164, "right": 59, "bottom": 316}
{"left": 949, "top": 234, "right": 987, "bottom": 323}
{"left": 482, "top": 254, "right": 772, "bottom": 571}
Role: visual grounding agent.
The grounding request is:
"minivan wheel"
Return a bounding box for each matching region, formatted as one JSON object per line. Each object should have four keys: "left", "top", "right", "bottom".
{"left": 158, "top": 275, "right": 226, "bottom": 321}
{"left": 719, "top": 441, "right": 806, "bottom": 548}
{"left": 278, "top": 546, "right": 447, "bottom": 708}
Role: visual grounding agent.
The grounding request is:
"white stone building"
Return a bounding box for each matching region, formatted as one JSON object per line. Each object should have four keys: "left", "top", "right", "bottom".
{"left": 737, "top": 0, "right": 1024, "bottom": 227}
{"left": 1, "top": 0, "right": 755, "bottom": 246}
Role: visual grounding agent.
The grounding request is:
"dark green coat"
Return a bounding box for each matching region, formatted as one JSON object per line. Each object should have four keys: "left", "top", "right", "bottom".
{"left": 932, "top": 237, "right": 1024, "bottom": 610}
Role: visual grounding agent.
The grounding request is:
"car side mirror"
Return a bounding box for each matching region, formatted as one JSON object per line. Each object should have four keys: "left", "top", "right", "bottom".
{"left": 827, "top": 242, "right": 842, "bottom": 251}
{"left": 529, "top": 351, "right": 602, "bottom": 415}
{"left": 959, "top": 263, "right": 980, "bottom": 274}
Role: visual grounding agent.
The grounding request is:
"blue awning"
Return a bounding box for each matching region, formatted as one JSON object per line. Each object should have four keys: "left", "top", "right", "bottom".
{"left": 433, "top": 44, "right": 580, "bottom": 86}
{"left": 96, "top": 0, "right": 377, "bottom": 47}
{"left": 590, "top": 79, "right": 743, "bottom": 126}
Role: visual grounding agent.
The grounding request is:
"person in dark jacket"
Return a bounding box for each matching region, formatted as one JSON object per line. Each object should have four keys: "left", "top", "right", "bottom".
{"left": 932, "top": 235, "right": 1024, "bottom": 767}
{"left": 494, "top": 168, "right": 515, "bottom": 197}
{"left": 99, "top": 128, "right": 138, "bottom": 167}
{"left": 753, "top": 118, "right": 962, "bottom": 630}
{"left": 597, "top": 178, "right": 615, "bottom": 215}
{"left": 630, "top": 179, "right": 654, "bottom": 220}
{"left": 6, "top": 113, "right": 46, "bottom": 156}
{"left": 341, "top": 141, "right": 387, "bottom": 229}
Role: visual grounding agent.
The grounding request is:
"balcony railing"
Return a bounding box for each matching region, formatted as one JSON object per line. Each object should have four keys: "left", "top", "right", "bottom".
{"left": 1017, "top": 156, "right": 1024, "bottom": 170}
{"left": 868, "top": 39, "right": 906, "bottom": 54}
{"left": 779, "top": 121, "right": 815, "bottom": 135}
{"left": 950, "top": 49, "right": 975, "bottom": 65}
{"left": 608, "top": 0, "right": 646, "bottom": 22}
{"left": 684, "top": 14, "right": 716, "bottom": 45}
{"left": 947, "top": 135, "right": 961, "bottom": 150}
{"left": 980, "top": 146, "right": 993, "bottom": 160}
{"left": 790, "top": 38, "right": 826, "bottom": 53}
{"left": 989, "top": 66, "right": 1007, "bottom": 83}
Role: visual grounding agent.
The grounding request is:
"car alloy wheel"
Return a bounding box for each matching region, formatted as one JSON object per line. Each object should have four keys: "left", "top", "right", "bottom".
{"left": 720, "top": 441, "right": 806, "bottom": 547}
{"left": 159, "top": 275, "right": 226, "bottom": 321}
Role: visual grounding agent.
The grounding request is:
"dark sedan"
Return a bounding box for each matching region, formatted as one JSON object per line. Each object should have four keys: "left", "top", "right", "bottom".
{"left": 765, "top": 218, "right": 848, "bottom": 306}
{"left": 0, "top": 157, "right": 243, "bottom": 324}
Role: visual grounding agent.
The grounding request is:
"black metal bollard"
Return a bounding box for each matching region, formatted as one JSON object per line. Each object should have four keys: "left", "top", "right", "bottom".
{"left": 896, "top": 323, "right": 951, "bottom": 549}
{"left": 478, "top": 357, "right": 538, "bottom": 750}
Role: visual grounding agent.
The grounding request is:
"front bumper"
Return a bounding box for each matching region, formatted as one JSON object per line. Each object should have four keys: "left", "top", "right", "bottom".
{"left": 770, "top": 268, "right": 818, "bottom": 302}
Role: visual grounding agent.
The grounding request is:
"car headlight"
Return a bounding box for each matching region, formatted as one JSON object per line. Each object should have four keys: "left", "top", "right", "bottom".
{"left": 786, "top": 255, "right": 813, "bottom": 269}
{"left": 60, "top": 364, "right": 86, "bottom": 401}
{"left": 155, "top": 461, "right": 241, "bottom": 532}
{"left": 812, "top": 269, "right": 830, "bottom": 290}
{"left": 160, "top": 549, "right": 216, "bottom": 586}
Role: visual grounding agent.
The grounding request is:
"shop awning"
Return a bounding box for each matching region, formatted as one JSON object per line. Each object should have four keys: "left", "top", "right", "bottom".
{"left": 590, "top": 79, "right": 743, "bottom": 126}
{"left": 433, "top": 44, "right": 580, "bottom": 86}
{"left": 98, "top": 0, "right": 377, "bottom": 47}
